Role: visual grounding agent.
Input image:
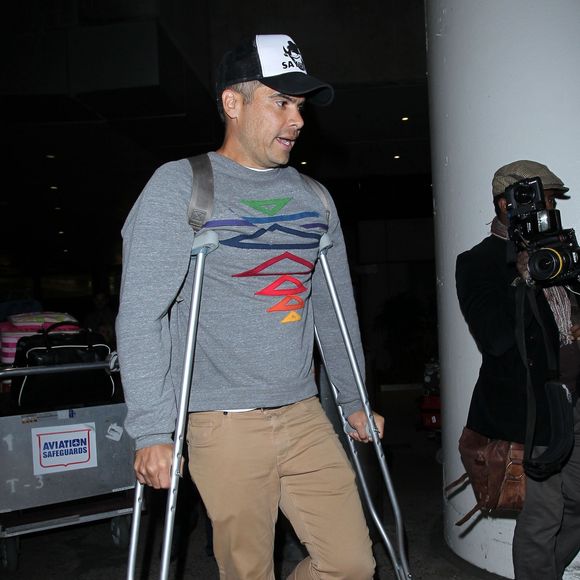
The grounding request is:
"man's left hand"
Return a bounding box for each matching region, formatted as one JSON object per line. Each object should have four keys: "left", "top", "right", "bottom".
{"left": 346, "top": 409, "right": 384, "bottom": 443}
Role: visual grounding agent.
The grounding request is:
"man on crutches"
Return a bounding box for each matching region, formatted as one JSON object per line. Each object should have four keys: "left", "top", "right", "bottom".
{"left": 117, "top": 33, "right": 385, "bottom": 579}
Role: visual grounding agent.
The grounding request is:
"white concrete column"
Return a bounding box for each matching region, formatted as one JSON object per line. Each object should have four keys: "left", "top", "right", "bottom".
{"left": 425, "top": 1, "right": 580, "bottom": 577}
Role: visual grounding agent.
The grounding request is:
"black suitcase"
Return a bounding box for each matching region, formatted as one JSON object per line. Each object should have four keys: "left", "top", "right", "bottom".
{"left": 10, "top": 321, "right": 116, "bottom": 411}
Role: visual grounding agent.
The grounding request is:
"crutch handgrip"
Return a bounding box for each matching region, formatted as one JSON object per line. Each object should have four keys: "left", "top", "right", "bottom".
{"left": 342, "top": 418, "right": 375, "bottom": 439}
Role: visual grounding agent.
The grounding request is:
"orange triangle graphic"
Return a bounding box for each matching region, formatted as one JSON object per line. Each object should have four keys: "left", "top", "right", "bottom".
{"left": 281, "top": 311, "right": 302, "bottom": 323}
{"left": 256, "top": 275, "right": 306, "bottom": 296}
{"left": 267, "top": 295, "right": 305, "bottom": 312}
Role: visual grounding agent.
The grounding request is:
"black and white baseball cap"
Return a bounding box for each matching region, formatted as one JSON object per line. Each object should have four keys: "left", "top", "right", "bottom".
{"left": 216, "top": 34, "right": 334, "bottom": 106}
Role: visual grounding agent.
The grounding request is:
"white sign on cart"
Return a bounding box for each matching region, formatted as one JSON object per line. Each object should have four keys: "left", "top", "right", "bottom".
{"left": 31, "top": 422, "right": 98, "bottom": 475}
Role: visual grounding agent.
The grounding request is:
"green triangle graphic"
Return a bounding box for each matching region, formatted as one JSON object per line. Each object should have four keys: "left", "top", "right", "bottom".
{"left": 242, "top": 197, "right": 291, "bottom": 216}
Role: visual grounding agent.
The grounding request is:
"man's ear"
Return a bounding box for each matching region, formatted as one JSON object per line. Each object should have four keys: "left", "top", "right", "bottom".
{"left": 497, "top": 197, "right": 508, "bottom": 214}
{"left": 221, "top": 89, "right": 240, "bottom": 120}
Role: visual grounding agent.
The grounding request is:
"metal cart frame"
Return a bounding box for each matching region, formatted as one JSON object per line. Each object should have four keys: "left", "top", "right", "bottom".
{"left": 0, "top": 360, "right": 136, "bottom": 572}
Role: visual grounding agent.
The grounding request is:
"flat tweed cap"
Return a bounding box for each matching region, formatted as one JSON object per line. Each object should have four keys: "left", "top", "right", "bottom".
{"left": 492, "top": 159, "right": 569, "bottom": 198}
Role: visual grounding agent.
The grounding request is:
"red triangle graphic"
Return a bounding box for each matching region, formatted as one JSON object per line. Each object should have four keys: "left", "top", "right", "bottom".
{"left": 234, "top": 252, "right": 314, "bottom": 277}
{"left": 256, "top": 275, "right": 306, "bottom": 296}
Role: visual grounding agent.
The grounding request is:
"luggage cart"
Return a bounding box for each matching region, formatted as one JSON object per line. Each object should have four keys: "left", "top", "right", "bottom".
{"left": 0, "top": 360, "right": 136, "bottom": 572}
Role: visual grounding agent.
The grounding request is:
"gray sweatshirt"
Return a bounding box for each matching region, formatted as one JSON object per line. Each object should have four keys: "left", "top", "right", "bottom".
{"left": 116, "top": 152, "right": 366, "bottom": 449}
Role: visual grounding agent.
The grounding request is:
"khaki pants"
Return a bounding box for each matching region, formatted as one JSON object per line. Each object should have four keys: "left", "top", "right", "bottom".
{"left": 187, "top": 396, "right": 375, "bottom": 580}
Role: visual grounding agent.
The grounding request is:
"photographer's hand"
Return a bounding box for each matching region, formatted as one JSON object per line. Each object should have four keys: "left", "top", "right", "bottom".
{"left": 516, "top": 250, "right": 535, "bottom": 287}
{"left": 516, "top": 250, "right": 530, "bottom": 278}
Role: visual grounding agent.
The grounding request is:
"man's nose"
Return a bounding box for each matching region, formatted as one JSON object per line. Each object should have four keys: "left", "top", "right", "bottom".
{"left": 289, "top": 108, "right": 304, "bottom": 130}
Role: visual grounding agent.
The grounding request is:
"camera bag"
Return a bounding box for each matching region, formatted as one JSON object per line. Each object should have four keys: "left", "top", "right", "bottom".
{"left": 10, "top": 321, "right": 116, "bottom": 412}
{"left": 446, "top": 428, "right": 525, "bottom": 526}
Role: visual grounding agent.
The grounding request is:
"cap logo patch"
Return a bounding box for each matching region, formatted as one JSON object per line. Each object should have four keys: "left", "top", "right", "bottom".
{"left": 283, "top": 41, "right": 305, "bottom": 72}
{"left": 256, "top": 34, "right": 308, "bottom": 77}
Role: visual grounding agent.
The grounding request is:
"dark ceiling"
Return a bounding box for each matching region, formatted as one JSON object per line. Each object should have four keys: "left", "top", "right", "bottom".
{"left": 0, "top": 1, "right": 431, "bottom": 300}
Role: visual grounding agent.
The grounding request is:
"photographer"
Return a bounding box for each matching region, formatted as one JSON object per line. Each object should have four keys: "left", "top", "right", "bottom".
{"left": 455, "top": 160, "right": 580, "bottom": 579}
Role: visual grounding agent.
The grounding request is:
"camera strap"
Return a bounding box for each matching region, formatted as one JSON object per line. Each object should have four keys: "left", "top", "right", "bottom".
{"left": 515, "top": 284, "right": 574, "bottom": 480}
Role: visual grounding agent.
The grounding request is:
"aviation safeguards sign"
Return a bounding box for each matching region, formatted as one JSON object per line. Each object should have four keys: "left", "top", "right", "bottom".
{"left": 31, "top": 423, "right": 98, "bottom": 475}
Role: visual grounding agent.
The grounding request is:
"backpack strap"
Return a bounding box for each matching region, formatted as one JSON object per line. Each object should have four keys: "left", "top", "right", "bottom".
{"left": 301, "top": 173, "right": 331, "bottom": 224}
{"left": 187, "top": 154, "right": 214, "bottom": 233}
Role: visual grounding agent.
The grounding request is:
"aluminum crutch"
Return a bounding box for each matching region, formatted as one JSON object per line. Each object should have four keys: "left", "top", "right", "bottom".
{"left": 315, "top": 232, "right": 412, "bottom": 580}
{"left": 126, "top": 230, "right": 219, "bottom": 580}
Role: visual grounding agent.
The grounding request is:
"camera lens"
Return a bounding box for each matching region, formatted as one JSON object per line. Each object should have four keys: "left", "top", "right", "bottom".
{"left": 514, "top": 185, "right": 535, "bottom": 205}
{"left": 528, "top": 248, "right": 564, "bottom": 281}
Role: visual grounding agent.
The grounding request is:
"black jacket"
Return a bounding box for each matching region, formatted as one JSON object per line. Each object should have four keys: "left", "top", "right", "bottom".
{"left": 455, "top": 234, "right": 560, "bottom": 445}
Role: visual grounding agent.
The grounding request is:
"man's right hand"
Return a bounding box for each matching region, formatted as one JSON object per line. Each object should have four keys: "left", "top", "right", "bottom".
{"left": 516, "top": 249, "right": 538, "bottom": 287}
{"left": 516, "top": 250, "right": 530, "bottom": 280}
{"left": 134, "top": 443, "right": 174, "bottom": 489}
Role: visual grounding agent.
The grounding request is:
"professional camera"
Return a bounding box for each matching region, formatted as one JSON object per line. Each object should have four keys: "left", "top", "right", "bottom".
{"left": 505, "top": 177, "right": 580, "bottom": 286}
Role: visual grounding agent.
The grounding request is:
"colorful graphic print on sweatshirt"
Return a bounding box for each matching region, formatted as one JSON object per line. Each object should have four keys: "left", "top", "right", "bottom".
{"left": 202, "top": 196, "right": 328, "bottom": 324}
